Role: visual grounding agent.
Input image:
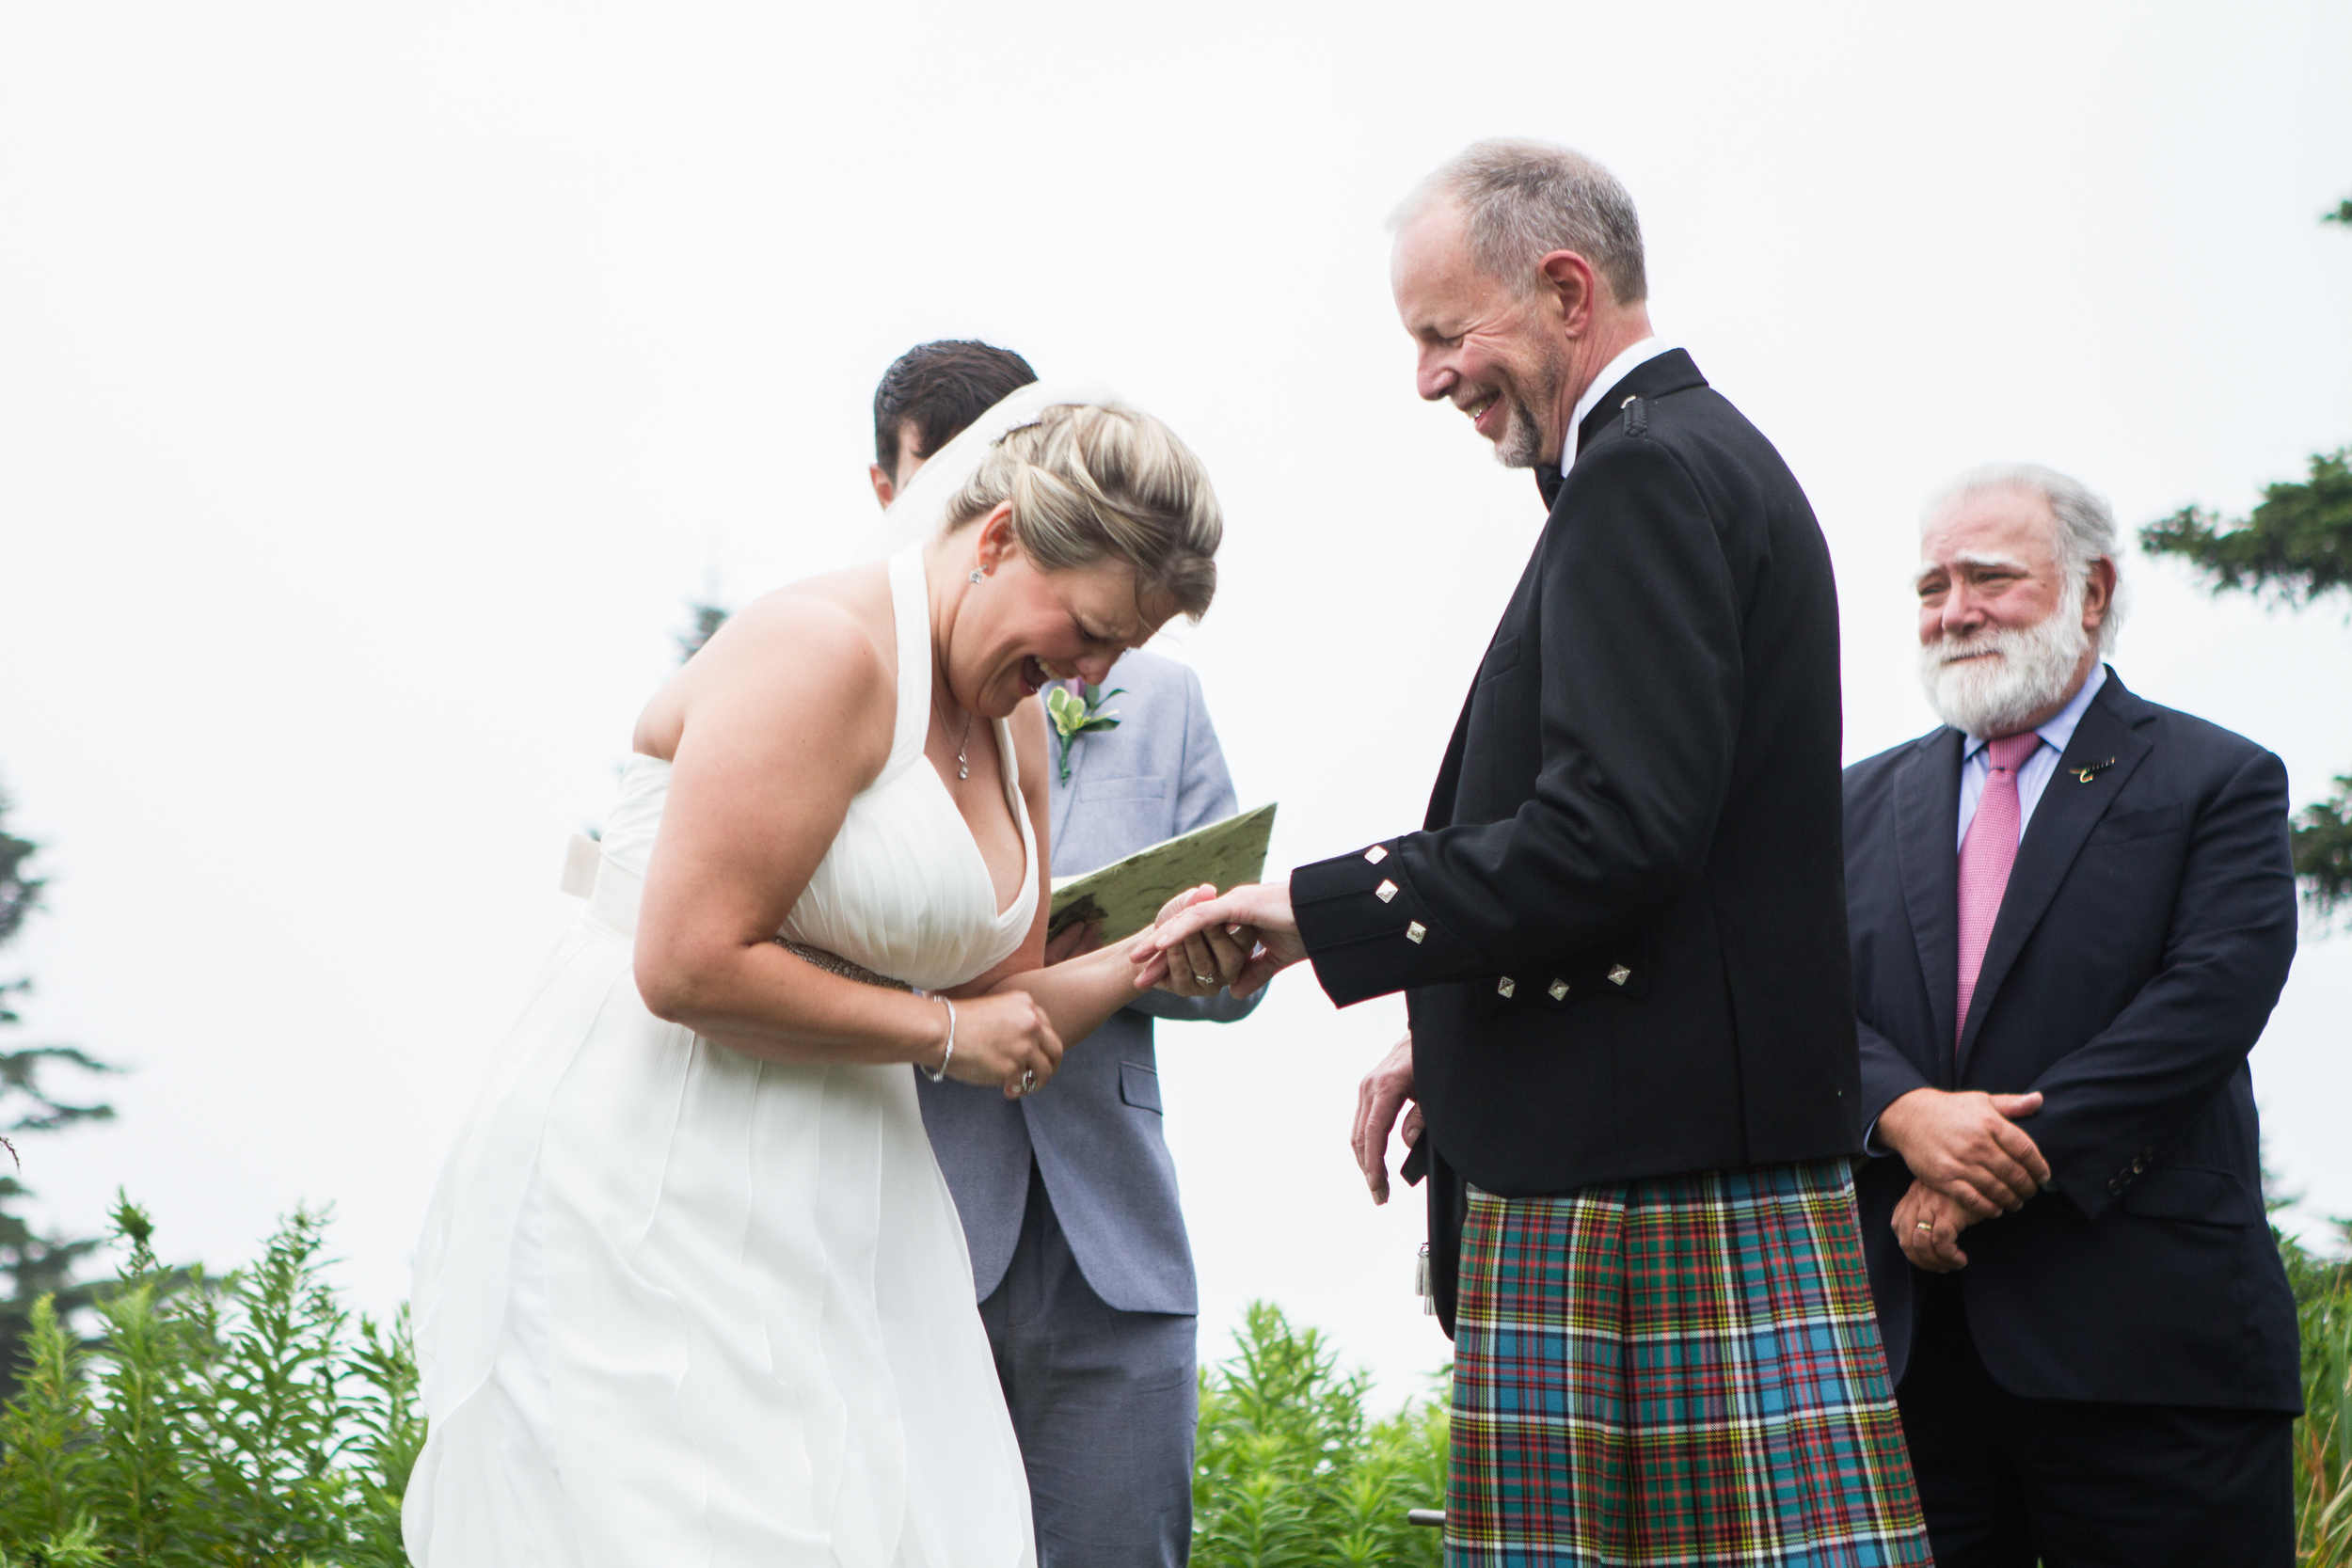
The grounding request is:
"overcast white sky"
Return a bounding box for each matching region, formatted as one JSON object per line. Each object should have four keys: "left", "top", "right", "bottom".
{"left": 4, "top": 3, "right": 2348, "bottom": 1405}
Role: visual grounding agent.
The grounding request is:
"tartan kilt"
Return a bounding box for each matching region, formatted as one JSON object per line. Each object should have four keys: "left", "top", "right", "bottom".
{"left": 1447, "top": 1159, "right": 1931, "bottom": 1568}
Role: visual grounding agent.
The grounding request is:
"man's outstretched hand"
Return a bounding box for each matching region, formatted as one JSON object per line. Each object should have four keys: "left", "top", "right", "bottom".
{"left": 1877, "top": 1086, "right": 2049, "bottom": 1219}
{"left": 1134, "top": 880, "right": 1306, "bottom": 999}
{"left": 1354, "top": 1032, "right": 1419, "bottom": 1206}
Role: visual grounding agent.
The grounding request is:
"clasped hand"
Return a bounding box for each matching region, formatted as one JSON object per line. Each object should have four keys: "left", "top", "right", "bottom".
{"left": 1131, "top": 880, "right": 1306, "bottom": 999}
{"left": 1877, "top": 1085, "right": 2050, "bottom": 1272}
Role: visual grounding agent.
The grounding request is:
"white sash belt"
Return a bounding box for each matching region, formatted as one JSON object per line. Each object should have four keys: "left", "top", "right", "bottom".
{"left": 556, "top": 832, "right": 911, "bottom": 991}
{"left": 560, "top": 832, "right": 644, "bottom": 941}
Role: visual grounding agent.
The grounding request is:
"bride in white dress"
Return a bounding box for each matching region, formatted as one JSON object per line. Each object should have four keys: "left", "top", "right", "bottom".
{"left": 405, "top": 400, "right": 1245, "bottom": 1567}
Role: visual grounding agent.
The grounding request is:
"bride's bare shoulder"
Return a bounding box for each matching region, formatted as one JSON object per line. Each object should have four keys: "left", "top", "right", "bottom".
{"left": 633, "top": 563, "right": 897, "bottom": 761}
{"left": 721, "top": 564, "right": 895, "bottom": 665}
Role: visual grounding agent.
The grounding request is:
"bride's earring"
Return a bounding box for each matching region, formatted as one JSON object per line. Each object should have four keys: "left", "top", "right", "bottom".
{"left": 968, "top": 567, "right": 986, "bottom": 584}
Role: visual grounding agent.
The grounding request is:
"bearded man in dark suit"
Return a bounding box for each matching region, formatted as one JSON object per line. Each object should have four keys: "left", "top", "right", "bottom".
{"left": 1843, "top": 465, "right": 2301, "bottom": 1567}
{"left": 1143, "top": 139, "right": 1931, "bottom": 1568}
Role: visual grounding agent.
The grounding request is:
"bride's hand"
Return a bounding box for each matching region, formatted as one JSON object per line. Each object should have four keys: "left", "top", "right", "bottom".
{"left": 935, "top": 991, "right": 1065, "bottom": 1099}
{"left": 1134, "top": 880, "right": 1303, "bottom": 1000}
{"left": 1148, "top": 885, "right": 1253, "bottom": 999}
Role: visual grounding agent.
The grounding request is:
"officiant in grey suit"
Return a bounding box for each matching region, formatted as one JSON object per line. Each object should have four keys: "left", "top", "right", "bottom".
{"left": 869, "top": 340, "right": 1260, "bottom": 1568}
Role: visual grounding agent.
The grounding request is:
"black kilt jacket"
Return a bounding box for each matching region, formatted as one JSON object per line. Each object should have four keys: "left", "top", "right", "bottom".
{"left": 1292, "top": 351, "right": 1865, "bottom": 1329}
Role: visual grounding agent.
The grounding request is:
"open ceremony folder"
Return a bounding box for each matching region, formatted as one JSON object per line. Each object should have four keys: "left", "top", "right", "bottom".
{"left": 1048, "top": 803, "right": 1278, "bottom": 942}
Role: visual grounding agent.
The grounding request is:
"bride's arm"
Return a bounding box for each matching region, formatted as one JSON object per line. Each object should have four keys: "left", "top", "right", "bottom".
{"left": 631, "top": 594, "right": 1061, "bottom": 1091}
{"left": 949, "top": 703, "right": 1230, "bottom": 1045}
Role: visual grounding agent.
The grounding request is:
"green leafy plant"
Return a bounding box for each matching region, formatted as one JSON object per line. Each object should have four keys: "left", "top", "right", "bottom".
{"left": 0, "top": 1199, "right": 419, "bottom": 1566}
{"left": 1192, "top": 1302, "right": 1448, "bottom": 1568}
{"left": 2284, "top": 1223, "right": 2352, "bottom": 1565}
{"left": 1046, "top": 683, "right": 1125, "bottom": 783}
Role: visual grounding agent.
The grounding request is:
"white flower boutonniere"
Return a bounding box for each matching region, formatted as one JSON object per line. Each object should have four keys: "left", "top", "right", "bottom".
{"left": 1046, "top": 681, "right": 1124, "bottom": 784}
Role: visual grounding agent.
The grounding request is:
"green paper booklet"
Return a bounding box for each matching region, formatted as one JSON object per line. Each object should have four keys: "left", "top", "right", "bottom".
{"left": 1048, "top": 802, "right": 1279, "bottom": 942}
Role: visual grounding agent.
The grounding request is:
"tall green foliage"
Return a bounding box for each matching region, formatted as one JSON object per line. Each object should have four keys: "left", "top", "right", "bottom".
{"left": 1191, "top": 1302, "right": 1448, "bottom": 1568}
{"left": 2139, "top": 194, "right": 2352, "bottom": 915}
{"left": 0, "top": 1200, "right": 420, "bottom": 1567}
{"left": 0, "top": 783, "right": 122, "bottom": 1404}
{"left": 2285, "top": 1223, "right": 2352, "bottom": 1564}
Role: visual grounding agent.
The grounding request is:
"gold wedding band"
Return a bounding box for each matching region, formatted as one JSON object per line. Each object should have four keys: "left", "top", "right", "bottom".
{"left": 1914, "top": 1221, "right": 1934, "bottom": 1232}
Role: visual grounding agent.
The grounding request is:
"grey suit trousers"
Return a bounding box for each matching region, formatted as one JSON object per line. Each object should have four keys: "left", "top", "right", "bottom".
{"left": 979, "top": 1162, "right": 1197, "bottom": 1568}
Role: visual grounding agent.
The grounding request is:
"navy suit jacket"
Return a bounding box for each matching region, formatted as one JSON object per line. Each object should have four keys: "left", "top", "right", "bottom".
{"left": 1846, "top": 669, "right": 2300, "bottom": 1411}
{"left": 916, "top": 648, "right": 1258, "bottom": 1316}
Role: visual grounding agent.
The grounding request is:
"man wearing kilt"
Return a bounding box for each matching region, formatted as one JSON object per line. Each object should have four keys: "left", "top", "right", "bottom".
{"left": 1141, "top": 140, "right": 1933, "bottom": 1565}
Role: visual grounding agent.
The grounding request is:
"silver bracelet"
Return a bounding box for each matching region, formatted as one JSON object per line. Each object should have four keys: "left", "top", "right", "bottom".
{"left": 923, "top": 996, "right": 957, "bottom": 1083}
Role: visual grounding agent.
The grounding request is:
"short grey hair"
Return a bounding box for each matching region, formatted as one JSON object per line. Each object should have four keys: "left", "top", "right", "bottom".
{"left": 1928, "top": 463, "right": 2126, "bottom": 651}
{"left": 1392, "top": 138, "right": 1647, "bottom": 306}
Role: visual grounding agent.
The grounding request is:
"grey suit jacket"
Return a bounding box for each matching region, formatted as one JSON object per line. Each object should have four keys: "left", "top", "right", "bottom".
{"left": 915, "top": 648, "right": 1258, "bottom": 1315}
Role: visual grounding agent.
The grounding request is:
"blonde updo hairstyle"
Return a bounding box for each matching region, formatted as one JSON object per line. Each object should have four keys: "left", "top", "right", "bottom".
{"left": 945, "top": 404, "right": 1221, "bottom": 620}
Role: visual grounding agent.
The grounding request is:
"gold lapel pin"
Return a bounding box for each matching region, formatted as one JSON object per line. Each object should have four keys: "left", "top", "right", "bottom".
{"left": 2071, "top": 758, "right": 2116, "bottom": 784}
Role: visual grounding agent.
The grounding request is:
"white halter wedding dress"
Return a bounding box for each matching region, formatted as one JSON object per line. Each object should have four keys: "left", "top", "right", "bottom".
{"left": 406, "top": 544, "right": 1041, "bottom": 1567}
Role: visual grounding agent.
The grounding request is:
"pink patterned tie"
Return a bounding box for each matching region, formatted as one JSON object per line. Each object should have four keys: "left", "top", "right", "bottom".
{"left": 1955, "top": 732, "right": 2041, "bottom": 1048}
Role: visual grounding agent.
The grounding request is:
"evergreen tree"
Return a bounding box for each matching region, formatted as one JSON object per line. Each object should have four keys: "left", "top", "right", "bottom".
{"left": 676, "top": 600, "right": 730, "bottom": 664}
{"left": 0, "top": 781, "right": 122, "bottom": 1402}
{"left": 2140, "top": 195, "right": 2352, "bottom": 915}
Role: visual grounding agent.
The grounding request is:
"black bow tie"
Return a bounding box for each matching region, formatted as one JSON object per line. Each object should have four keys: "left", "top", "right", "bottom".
{"left": 1536, "top": 462, "right": 1564, "bottom": 512}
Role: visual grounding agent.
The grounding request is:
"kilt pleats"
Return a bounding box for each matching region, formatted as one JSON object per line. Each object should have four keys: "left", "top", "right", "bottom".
{"left": 1447, "top": 1160, "right": 1931, "bottom": 1568}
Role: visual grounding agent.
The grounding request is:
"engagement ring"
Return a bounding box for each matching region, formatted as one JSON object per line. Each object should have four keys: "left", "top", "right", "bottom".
{"left": 1193, "top": 972, "right": 1216, "bottom": 987}
{"left": 1019, "top": 1069, "right": 1037, "bottom": 1095}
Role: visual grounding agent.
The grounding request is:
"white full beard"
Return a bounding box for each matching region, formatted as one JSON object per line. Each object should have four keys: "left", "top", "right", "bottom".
{"left": 1918, "top": 586, "right": 2092, "bottom": 738}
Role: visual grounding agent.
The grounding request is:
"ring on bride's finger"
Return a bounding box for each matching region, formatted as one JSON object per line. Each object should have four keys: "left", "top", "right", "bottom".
{"left": 1193, "top": 972, "right": 1216, "bottom": 987}
{"left": 1019, "top": 1069, "right": 1037, "bottom": 1095}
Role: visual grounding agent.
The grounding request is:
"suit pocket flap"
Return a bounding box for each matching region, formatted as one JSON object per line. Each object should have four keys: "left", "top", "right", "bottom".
{"left": 1477, "top": 634, "right": 1524, "bottom": 685}
{"left": 2119, "top": 1165, "right": 2258, "bottom": 1227}
{"left": 2088, "top": 804, "right": 2190, "bottom": 846}
{"left": 1119, "top": 1060, "right": 1163, "bottom": 1113}
{"left": 1076, "top": 776, "right": 1168, "bottom": 803}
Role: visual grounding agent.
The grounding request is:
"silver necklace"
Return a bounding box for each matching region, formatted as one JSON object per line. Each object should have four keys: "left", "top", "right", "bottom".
{"left": 935, "top": 678, "right": 975, "bottom": 781}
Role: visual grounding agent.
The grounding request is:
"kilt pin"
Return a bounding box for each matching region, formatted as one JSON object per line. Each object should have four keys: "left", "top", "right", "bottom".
{"left": 1449, "top": 1163, "right": 1929, "bottom": 1566}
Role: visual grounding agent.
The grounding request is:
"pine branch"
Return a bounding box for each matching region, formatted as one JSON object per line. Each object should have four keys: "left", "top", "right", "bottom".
{"left": 2138, "top": 449, "right": 2352, "bottom": 608}
{"left": 2295, "top": 777, "right": 2352, "bottom": 918}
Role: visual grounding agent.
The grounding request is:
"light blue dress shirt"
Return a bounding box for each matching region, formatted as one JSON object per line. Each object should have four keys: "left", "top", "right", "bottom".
{"left": 1954, "top": 664, "right": 2109, "bottom": 850}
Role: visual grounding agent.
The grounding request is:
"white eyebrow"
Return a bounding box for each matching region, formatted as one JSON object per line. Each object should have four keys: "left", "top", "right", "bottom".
{"left": 1916, "top": 551, "right": 2030, "bottom": 588}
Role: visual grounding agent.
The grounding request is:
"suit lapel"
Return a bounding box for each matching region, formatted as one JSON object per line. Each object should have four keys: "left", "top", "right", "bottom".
{"left": 1956, "top": 686, "right": 2155, "bottom": 1068}
{"left": 1894, "top": 729, "right": 1964, "bottom": 1083}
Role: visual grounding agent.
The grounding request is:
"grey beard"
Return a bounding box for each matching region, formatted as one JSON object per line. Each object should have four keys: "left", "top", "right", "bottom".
{"left": 1492, "top": 394, "right": 1545, "bottom": 469}
{"left": 1490, "top": 354, "right": 1568, "bottom": 471}
{"left": 1918, "top": 582, "right": 2092, "bottom": 737}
